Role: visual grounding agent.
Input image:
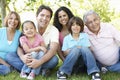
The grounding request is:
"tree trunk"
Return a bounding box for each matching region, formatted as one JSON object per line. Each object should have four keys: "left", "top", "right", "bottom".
{"left": 0, "top": 0, "right": 6, "bottom": 27}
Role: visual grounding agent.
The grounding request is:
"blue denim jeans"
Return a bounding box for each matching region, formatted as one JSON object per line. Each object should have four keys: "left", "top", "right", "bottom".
{"left": 59, "top": 47, "right": 100, "bottom": 75}
{"left": 0, "top": 64, "right": 11, "bottom": 75}
{"left": 41, "top": 55, "right": 58, "bottom": 70}
{"left": 5, "top": 51, "right": 58, "bottom": 74}
{"left": 22, "top": 51, "right": 44, "bottom": 75}
{"left": 5, "top": 52, "right": 24, "bottom": 72}
{"left": 98, "top": 48, "right": 120, "bottom": 72}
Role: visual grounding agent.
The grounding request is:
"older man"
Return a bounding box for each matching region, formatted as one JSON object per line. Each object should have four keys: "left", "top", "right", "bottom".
{"left": 83, "top": 10, "right": 120, "bottom": 73}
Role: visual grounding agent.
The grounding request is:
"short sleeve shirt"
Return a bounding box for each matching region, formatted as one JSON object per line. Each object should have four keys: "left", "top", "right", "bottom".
{"left": 20, "top": 33, "right": 44, "bottom": 49}
{"left": 42, "top": 25, "right": 59, "bottom": 47}
{"left": 62, "top": 33, "right": 91, "bottom": 51}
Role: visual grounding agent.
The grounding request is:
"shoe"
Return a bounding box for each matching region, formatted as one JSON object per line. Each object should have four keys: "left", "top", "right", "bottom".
{"left": 57, "top": 71, "right": 67, "bottom": 80}
{"left": 41, "top": 69, "right": 51, "bottom": 77}
{"left": 20, "top": 72, "right": 27, "bottom": 78}
{"left": 27, "top": 72, "right": 35, "bottom": 80}
{"left": 101, "top": 67, "right": 108, "bottom": 74}
{"left": 92, "top": 73, "right": 101, "bottom": 80}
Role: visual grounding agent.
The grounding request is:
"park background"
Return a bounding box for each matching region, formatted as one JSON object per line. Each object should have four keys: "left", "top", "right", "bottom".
{"left": 0, "top": 0, "right": 120, "bottom": 80}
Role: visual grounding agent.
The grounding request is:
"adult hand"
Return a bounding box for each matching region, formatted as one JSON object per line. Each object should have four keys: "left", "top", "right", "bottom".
{"left": 21, "top": 53, "right": 32, "bottom": 64}
{"left": 27, "top": 58, "right": 41, "bottom": 68}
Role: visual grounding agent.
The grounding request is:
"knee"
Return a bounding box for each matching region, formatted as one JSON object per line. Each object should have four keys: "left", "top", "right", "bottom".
{"left": 53, "top": 56, "right": 59, "bottom": 64}
{"left": 81, "top": 47, "right": 90, "bottom": 52}
{"left": 69, "top": 47, "right": 80, "bottom": 56}
{"left": 0, "top": 66, "right": 11, "bottom": 75}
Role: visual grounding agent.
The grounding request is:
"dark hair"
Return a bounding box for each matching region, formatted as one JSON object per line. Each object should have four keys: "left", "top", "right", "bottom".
{"left": 4, "top": 11, "right": 21, "bottom": 30}
{"left": 53, "top": 6, "right": 74, "bottom": 32}
{"left": 36, "top": 5, "right": 53, "bottom": 19}
{"left": 21, "top": 20, "right": 36, "bottom": 31}
{"left": 68, "top": 16, "right": 84, "bottom": 34}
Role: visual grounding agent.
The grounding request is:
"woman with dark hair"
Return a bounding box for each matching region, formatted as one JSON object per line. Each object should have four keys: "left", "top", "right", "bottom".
{"left": 0, "top": 11, "right": 22, "bottom": 75}
{"left": 53, "top": 6, "right": 74, "bottom": 61}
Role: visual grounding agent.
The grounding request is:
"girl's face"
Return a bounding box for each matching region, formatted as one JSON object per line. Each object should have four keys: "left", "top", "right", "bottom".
{"left": 71, "top": 22, "right": 81, "bottom": 34}
{"left": 23, "top": 22, "right": 36, "bottom": 38}
{"left": 7, "top": 13, "right": 19, "bottom": 29}
{"left": 58, "top": 10, "right": 69, "bottom": 26}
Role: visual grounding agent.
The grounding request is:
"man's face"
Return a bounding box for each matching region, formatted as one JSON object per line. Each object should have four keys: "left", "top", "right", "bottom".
{"left": 36, "top": 9, "right": 51, "bottom": 28}
{"left": 85, "top": 14, "right": 100, "bottom": 34}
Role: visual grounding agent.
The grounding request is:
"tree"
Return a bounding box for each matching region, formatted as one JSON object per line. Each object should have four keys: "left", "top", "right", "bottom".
{"left": 0, "top": 0, "right": 7, "bottom": 27}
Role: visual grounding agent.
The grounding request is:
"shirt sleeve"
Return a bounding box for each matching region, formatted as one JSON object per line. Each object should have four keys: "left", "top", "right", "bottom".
{"left": 19, "top": 36, "right": 27, "bottom": 46}
{"left": 83, "top": 33, "right": 91, "bottom": 47}
{"left": 50, "top": 27, "right": 59, "bottom": 43}
{"left": 109, "top": 24, "right": 120, "bottom": 43}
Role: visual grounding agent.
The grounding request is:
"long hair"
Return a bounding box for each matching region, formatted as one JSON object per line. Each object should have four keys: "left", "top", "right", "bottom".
{"left": 53, "top": 6, "right": 74, "bottom": 32}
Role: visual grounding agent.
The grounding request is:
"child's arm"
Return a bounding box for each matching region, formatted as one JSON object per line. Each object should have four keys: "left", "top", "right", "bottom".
{"left": 39, "top": 41, "right": 47, "bottom": 53}
{"left": 63, "top": 49, "right": 71, "bottom": 56}
{"left": 0, "top": 58, "right": 10, "bottom": 67}
{"left": 22, "top": 42, "right": 47, "bottom": 53}
{"left": 22, "top": 43, "right": 38, "bottom": 53}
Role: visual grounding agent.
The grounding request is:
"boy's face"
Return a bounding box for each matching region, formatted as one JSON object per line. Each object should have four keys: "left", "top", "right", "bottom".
{"left": 71, "top": 22, "right": 81, "bottom": 34}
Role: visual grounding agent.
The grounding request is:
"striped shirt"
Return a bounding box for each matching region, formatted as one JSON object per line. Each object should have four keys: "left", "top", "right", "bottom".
{"left": 84, "top": 23, "right": 120, "bottom": 66}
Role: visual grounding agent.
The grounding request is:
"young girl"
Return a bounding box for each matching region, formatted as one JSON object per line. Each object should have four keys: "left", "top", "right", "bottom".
{"left": 20, "top": 20, "right": 47, "bottom": 80}
{"left": 57, "top": 16, "right": 101, "bottom": 80}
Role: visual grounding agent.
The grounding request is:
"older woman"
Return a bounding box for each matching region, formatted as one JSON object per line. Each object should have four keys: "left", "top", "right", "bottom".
{"left": 0, "top": 11, "right": 22, "bottom": 75}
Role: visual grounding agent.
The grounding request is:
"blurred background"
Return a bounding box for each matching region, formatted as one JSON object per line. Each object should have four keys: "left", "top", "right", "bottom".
{"left": 0, "top": 0, "right": 120, "bottom": 29}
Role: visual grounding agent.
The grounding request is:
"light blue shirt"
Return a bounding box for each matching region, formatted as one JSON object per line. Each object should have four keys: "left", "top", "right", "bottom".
{"left": 0, "top": 27, "right": 21, "bottom": 60}
{"left": 62, "top": 33, "right": 91, "bottom": 51}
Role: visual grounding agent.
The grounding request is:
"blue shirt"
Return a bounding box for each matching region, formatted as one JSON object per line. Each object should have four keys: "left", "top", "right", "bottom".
{"left": 0, "top": 27, "right": 21, "bottom": 60}
{"left": 62, "top": 33, "right": 91, "bottom": 51}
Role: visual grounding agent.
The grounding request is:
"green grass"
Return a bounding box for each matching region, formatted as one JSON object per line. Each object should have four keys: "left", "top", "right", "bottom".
{"left": 0, "top": 60, "right": 120, "bottom": 80}
{"left": 0, "top": 67, "right": 120, "bottom": 80}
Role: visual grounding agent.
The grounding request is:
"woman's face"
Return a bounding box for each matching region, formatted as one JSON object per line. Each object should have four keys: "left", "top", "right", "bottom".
{"left": 58, "top": 10, "right": 69, "bottom": 26}
{"left": 7, "top": 13, "right": 19, "bottom": 29}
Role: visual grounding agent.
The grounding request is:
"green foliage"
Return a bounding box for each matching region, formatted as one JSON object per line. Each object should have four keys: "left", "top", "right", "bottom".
{"left": 0, "top": 0, "right": 120, "bottom": 29}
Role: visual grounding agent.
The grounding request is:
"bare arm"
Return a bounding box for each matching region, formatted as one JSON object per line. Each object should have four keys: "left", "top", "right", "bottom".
{"left": 57, "top": 44, "right": 65, "bottom": 61}
{"left": 0, "top": 58, "right": 10, "bottom": 67}
{"left": 27, "top": 42, "right": 58, "bottom": 68}
{"left": 17, "top": 47, "right": 31, "bottom": 64}
{"left": 22, "top": 42, "right": 47, "bottom": 53}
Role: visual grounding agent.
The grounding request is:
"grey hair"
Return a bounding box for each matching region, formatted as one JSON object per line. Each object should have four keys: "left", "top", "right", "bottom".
{"left": 83, "top": 10, "right": 100, "bottom": 23}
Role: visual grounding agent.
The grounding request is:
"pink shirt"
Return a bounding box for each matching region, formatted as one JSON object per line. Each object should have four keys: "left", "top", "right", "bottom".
{"left": 20, "top": 33, "right": 44, "bottom": 49}
{"left": 59, "top": 32, "right": 64, "bottom": 47}
{"left": 84, "top": 23, "right": 120, "bottom": 66}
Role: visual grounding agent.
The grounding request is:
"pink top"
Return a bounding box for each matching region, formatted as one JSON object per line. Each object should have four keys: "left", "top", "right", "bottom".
{"left": 84, "top": 23, "right": 120, "bottom": 66}
{"left": 20, "top": 33, "right": 44, "bottom": 49}
{"left": 59, "top": 32, "right": 64, "bottom": 47}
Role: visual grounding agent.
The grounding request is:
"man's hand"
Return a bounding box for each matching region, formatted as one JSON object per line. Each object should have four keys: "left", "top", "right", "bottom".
{"left": 27, "top": 58, "right": 41, "bottom": 68}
